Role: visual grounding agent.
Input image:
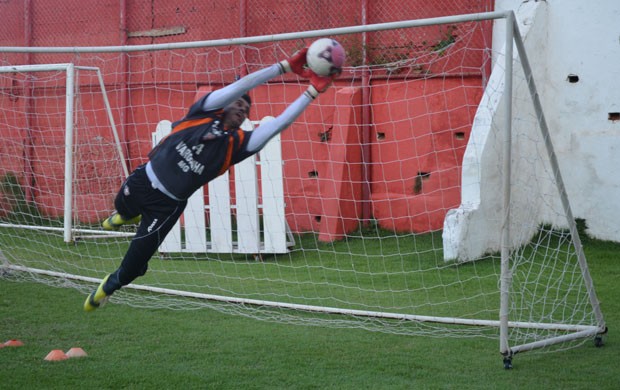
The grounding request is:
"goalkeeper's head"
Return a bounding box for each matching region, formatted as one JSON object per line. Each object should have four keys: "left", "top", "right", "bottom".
{"left": 223, "top": 93, "right": 252, "bottom": 129}
{"left": 241, "top": 93, "right": 251, "bottom": 106}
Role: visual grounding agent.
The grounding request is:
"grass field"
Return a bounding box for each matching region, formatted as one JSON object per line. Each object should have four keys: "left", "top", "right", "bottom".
{"left": 1, "top": 234, "right": 618, "bottom": 389}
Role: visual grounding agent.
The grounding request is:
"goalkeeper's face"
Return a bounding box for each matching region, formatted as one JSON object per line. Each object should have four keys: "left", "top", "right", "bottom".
{"left": 223, "top": 98, "right": 251, "bottom": 129}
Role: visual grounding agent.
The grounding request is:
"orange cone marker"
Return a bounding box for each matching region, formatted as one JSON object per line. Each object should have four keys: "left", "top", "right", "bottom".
{"left": 65, "top": 347, "right": 88, "bottom": 358}
{"left": 44, "top": 349, "right": 68, "bottom": 361}
{"left": 3, "top": 339, "right": 24, "bottom": 347}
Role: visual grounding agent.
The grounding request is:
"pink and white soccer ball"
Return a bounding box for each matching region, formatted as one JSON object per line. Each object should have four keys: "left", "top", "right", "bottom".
{"left": 306, "top": 38, "right": 346, "bottom": 76}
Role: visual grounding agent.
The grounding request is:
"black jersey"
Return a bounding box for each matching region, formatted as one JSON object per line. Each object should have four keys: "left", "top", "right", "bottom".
{"left": 148, "top": 94, "right": 254, "bottom": 200}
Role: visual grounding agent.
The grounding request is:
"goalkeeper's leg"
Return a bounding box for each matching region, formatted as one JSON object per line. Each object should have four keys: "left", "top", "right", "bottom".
{"left": 85, "top": 176, "right": 186, "bottom": 311}
{"left": 101, "top": 173, "right": 144, "bottom": 231}
{"left": 84, "top": 204, "right": 184, "bottom": 311}
{"left": 102, "top": 213, "right": 142, "bottom": 231}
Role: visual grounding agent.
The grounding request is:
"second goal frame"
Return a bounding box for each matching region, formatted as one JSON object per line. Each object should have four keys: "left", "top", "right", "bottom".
{"left": 0, "top": 63, "right": 128, "bottom": 243}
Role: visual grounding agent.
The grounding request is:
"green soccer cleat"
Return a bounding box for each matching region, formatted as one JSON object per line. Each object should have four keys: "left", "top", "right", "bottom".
{"left": 84, "top": 274, "right": 111, "bottom": 312}
{"left": 102, "top": 213, "right": 141, "bottom": 231}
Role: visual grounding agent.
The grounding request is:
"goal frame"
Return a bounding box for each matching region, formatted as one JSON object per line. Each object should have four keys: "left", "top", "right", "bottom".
{"left": 0, "top": 10, "right": 607, "bottom": 365}
{"left": 497, "top": 13, "right": 605, "bottom": 360}
{"left": 0, "top": 63, "right": 129, "bottom": 243}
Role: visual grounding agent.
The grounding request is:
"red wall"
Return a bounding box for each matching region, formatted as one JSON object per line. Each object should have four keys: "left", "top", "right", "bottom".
{"left": 0, "top": 0, "right": 494, "bottom": 238}
{"left": 370, "top": 76, "right": 483, "bottom": 232}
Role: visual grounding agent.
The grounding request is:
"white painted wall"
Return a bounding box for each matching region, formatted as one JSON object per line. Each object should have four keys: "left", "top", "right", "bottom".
{"left": 542, "top": 0, "right": 620, "bottom": 242}
{"left": 444, "top": 0, "right": 620, "bottom": 261}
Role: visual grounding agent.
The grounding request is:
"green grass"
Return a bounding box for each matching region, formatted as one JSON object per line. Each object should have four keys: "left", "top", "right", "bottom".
{"left": 1, "top": 227, "right": 502, "bottom": 318}
{"left": 1, "top": 236, "right": 618, "bottom": 389}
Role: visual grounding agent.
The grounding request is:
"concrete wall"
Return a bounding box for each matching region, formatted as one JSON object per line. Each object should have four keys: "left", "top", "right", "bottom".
{"left": 498, "top": 1, "right": 620, "bottom": 243}
{"left": 444, "top": 0, "right": 620, "bottom": 261}
{"left": 543, "top": 0, "right": 620, "bottom": 242}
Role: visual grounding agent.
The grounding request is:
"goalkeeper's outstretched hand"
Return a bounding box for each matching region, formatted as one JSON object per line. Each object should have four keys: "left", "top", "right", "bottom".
{"left": 304, "top": 69, "right": 339, "bottom": 99}
{"left": 278, "top": 46, "right": 340, "bottom": 99}
{"left": 279, "top": 48, "right": 309, "bottom": 76}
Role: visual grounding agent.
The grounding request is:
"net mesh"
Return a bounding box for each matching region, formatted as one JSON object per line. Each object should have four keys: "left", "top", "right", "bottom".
{"left": 0, "top": 17, "right": 603, "bottom": 352}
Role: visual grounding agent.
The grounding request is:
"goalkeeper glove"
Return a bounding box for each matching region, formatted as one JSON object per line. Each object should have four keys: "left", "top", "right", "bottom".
{"left": 279, "top": 48, "right": 309, "bottom": 76}
{"left": 304, "top": 69, "right": 338, "bottom": 99}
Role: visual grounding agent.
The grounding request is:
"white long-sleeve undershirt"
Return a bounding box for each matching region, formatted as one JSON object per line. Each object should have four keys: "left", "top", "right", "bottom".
{"left": 201, "top": 64, "right": 283, "bottom": 112}
{"left": 200, "top": 62, "right": 316, "bottom": 154}
{"left": 246, "top": 92, "right": 313, "bottom": 152}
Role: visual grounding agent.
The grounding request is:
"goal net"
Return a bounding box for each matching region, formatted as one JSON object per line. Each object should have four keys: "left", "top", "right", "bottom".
{"left": 0, "top": 11, "right": 606, "bottom": 364}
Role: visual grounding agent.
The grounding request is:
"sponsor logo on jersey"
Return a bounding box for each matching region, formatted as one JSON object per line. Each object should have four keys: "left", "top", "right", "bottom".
{"left": 175, "top": 141, "right": 205, "bottom": 175}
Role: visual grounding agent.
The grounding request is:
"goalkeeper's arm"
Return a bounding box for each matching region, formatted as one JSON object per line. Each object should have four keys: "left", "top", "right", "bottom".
{"left": 246, "top": 71, "right": 336, "bottom": 153}
{"left": 201, "top": 49, "right": 309, "bottom": 112}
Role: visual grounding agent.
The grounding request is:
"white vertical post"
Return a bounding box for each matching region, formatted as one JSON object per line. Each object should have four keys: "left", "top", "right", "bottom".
{"left": 235, "top": 155, "right": 260, "bottom": 253}
{"left": 94, "top": 68, "right": 129, "bottom": 178}
{"left": 499, "top": 11, "right": 514, "bottom": 358}
{"left": 63, "top": 63, "right": 75, "bottom": 243}
{"left": 260, "top": 133, "right": 287, "bottom": 253}
{"left": 208, "top": 172, "right": 232, "bottom": 252}
{"left": 234, "top": 118, "right": 260, "bottom": 253}
{"left": 184, "top": 186, "right": 207, "bottom": 252}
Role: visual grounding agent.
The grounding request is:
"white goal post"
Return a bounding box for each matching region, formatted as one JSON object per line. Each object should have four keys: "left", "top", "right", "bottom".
{"left": 0, "top": 63, "right": 128, "bottom": 243}
{"left": 0, "top": 10, "right": 607, "bottom": 367}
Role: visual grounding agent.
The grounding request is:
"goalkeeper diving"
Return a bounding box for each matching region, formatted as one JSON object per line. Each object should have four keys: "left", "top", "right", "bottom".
{"left": 84, "top": 46, "right": 339, "bottom": 311}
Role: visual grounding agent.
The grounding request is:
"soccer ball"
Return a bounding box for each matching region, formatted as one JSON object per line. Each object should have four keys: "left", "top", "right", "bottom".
{"left": 306, "top": 38, "right": 346, "bottom": 76}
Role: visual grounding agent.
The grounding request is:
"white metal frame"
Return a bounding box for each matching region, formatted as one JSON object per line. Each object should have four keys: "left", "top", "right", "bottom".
{"left": 0, "top": 63, "right": 128, "bottom": 242}
{"left": 0, "top": 11, "right": 607, "bottom": 364}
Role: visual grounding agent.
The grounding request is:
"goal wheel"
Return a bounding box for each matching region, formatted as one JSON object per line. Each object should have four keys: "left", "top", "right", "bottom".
{"left": 594, "top": 327, "right": 608, "bottom": 348}
{"left": 594, "top": 336, "right": 604, "bottom": 348}
{"left": 503, "top": 357, "right": 513, "bottom": 370}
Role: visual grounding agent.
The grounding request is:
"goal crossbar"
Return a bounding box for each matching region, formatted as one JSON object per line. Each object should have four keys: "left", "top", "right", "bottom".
{"left": 0, "top": 11, "right": 511, "bottom": 54}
